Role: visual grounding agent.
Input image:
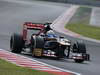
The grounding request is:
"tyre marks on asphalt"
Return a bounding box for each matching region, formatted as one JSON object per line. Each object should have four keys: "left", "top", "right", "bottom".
{"left": 0, "top": 49, "right": 80, "bottom": 75}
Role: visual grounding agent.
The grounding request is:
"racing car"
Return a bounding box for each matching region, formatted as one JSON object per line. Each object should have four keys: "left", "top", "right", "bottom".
{"left": 10, "top": 22, "right": 90, "bottom": 63}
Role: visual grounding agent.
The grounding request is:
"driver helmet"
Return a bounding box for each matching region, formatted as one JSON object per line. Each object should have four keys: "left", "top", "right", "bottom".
{"left": 46, "top": 30, "right": 56, "bottom": 38}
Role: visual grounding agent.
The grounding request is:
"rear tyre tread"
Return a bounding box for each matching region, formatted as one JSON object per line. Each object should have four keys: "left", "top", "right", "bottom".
{"left": 10, "top": 33, "right": 24, "bottom": 53}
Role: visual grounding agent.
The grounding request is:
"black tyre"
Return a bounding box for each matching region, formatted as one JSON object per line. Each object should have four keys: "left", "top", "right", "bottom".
{"left": 31, "top": 36, "right": 44, "bottom": 57}
{"left": 73, "top": 41, "right": 86, "bottom": 63}
{"left": 35, "top": 36, "right": 44, "bottom": 49}
{"left": 73, "top": 41, "right": 86, "bottom": 53}
{"left": 74, "top": 59, "right": 84, "bottom": 63}
{"left": 10, "top": 33, "right": 24, "bottom": 53}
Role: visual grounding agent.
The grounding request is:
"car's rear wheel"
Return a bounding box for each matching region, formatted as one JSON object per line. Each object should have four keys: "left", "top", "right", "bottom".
{"left": 10, "top": 33, "right": 24, "bottom": 53}
{"left": 73, "top": 41, "right": 86, "bottom": 63}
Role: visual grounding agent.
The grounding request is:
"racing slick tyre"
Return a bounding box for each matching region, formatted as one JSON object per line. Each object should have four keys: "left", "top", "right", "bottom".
{"left": 10, "top": 33, "right": 24, "bottom": 53}
{"left": 73, "top": 41, "right": 86, "bottom": 63}
{"left": 35, "top": 36, "right": 44, "bottom": 48}
{"left": 31, "top": 36, "right": 44, "bottom": 57}
{"left": 74, "top": 59, "right": 84, "bottom": 63}
{"left": 73, "top": 41, "right": 86, "bottom": 53}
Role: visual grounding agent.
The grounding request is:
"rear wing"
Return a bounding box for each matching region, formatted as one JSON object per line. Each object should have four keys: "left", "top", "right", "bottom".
{"left": 23, "top": 22, "right": 45, "bottom": 30}
{"left": 23, "top": 22, "right": 45, "bottom": 40}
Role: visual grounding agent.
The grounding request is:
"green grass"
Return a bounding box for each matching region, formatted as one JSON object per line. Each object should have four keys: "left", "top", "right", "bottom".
{"left": 65, "top": 6, "right": 100, "bottom": 40}
{"left": 0, "top": 59, "right": 53, "bottom": 75}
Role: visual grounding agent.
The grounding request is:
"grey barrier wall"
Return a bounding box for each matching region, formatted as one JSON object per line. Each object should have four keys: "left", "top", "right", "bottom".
{"left": 67, "top": 0, "right": 100, "bottom": 7}
{"left": 39, "top": 0, "right": 100, "bottom": 7}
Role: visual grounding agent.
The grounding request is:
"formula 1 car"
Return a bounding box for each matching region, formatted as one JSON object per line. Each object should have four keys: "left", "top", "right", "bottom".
{"left": 10, "top": 22, "right": 90, "bottom": 63}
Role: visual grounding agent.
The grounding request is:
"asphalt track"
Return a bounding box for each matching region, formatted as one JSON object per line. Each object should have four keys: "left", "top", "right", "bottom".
{"left": 0, "top": 0, "right": 100, "bottom": 75}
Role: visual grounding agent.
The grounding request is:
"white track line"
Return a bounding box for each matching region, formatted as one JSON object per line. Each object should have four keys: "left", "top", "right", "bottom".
{"left": 51, "top": 5, "right": 80, "bottom": 37}
{"left": 0, "top": 49, "right": 81, "bottom": 75}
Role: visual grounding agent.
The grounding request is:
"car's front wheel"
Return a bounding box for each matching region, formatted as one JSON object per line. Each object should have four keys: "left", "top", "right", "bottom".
{"left": 73, "top": 41, "right": 86, "bottom": 63}
{"left": 31, "top": 36, "right": 44, "bottom": 57}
